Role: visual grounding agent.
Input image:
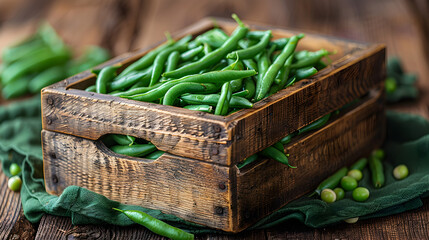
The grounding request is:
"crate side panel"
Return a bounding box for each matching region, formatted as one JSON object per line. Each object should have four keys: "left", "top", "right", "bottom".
{"left": 42, "top": 130, "right": 234, "bottom": 231}
{"left": 234, "top": 90, "right": 385, "bottom": 230}
{"left": 229, "top": 46, "right": 385, "bottom": 165}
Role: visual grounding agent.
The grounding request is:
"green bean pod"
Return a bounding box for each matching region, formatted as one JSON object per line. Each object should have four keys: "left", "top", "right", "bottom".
{"left": 126, "top": 70, "right": 256, "bottom": 102}
{"left": 166, "top": 51, "right": 180, "bottom": 72}
{"left": 145, "top": 150, "right": 165, "bottom": 160}
{"left": 183, "top": 105, "right": 213, "bottom": 113}
{"left": 295, "top": 66, "right": 318, "bottom": 80}
{"left": 203, "top": 43, "right": 212, "bottom": 55}
{"left": 280, "top": 133, "right": 295, "bottom": 145}
{"left": 215, "top": 82, "right": 232, "bottom": 115}
{"left": 162, "top": 15, "right": 248, "bottom": 79}
{"left": 109, "top": 67, "right": 152, "bottom": 91}
{"left": 110, "top": 144, "right": 157, "bottom": 157}
{"left": 290, "top": 49, "right": 329, "bottom": 69}
{"left": 227, "top": 30, "right": 272, "bottom": 59}
{"left": 180, "top": 45, "right": 203, "bottom": 61}
{"left": 232, "top": 89, "right": 249, "bottom": 97}
{"left": 255, "top": 34, "right": 303, "bottom": 101}
{"left": 195, "top": 28, "right": 229, "bottom": 48}
{"left": 113, "top": 208, "right": 194, "bottom": 240}
{"left": 85, "top": 85, "right": 96, "bottom": 92}
{"left": 180, "top": 94, "right": 253, "bottom": 108}
{"left": 28, "top": 65, "right": 66, "bottom": 93}
{"left": 111, "top": 134, "right": 136, "bottom": 146}
{"left": 369, "top": 156, "right": 385, "bottom": 188}
{"left": 96, "top": 65, "right": 121, "bottom": 94}
{"left": 268, "top": 54, "right": 294, "bottom": 95}
{"left": 273, "top": 141, "right": 284, "bottom": 152}
{"left": 269, "top": 38, "right": 289, "bottom": 50}
{"left": 350, "top": 158, "right": 368, "bottom": 171}
{"left": 297, "top": 113, "right": 331, "bottom": 135}
{"left": 313, "top": 167, "right": 348, "bottom": 195}
{"left": 1, "top": 76, "right": 31, "bottom": 99}
{"left": 1, "top": 49, "right": 70, "bottom": 85}
{"left": 163, "top": 83, "right": 218, "bottom": 106}
{"left": 150, "top": 44, "right": 188, "bottom": 87}
{"left": 258, "top": 146, "right": 295, "bottom": 168}
{"left": 237, "top": 154, "right": 258, "bottom": 169}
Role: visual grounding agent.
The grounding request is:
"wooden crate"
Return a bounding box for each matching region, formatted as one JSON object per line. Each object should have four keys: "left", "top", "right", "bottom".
{"left": 41, "top": 18, "right": 385, "bottom": 166}
{"left": 43, "top": 89, "right": 385, "bottom": 232}
{"left": 41, "top": 18, "right": 386, "bottom": 232}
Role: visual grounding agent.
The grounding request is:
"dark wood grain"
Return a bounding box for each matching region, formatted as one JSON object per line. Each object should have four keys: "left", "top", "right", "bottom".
{"left": 0, "top": 166, "right": 36, "bottom": 240}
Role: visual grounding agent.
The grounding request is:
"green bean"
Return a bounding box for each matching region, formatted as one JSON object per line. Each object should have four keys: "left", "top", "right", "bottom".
{"left": 255, "top": 34, "right": 303, "bottom": 101}
{"left": 180, "top": 94, "right": 253, "bottom": 108}
{"left": 237, "top": 154, "right": 258, "bottom": 169}
{"left": 1, "top": 48, "right": 70, "bottom": 85}
{"left": 1, "top": 76, "right": 31, "bottom": 99}
{"left": 150, "top": 44, "right": 188, "bottom": 87}
{"left": 162, "top": 15, "right": 248, "bottom": 79}
{"left": 273, "top": 141, "right": 284, "bottom": 152}
{"left": 113, "top": 208, "right": 194, "bottom": 240}
{"left": 295, "top": 66, "right": 318, "bottom": 80}
{"left": 242, "top": 77, "right": 256, "bottom": 99}
{"left": 280, "top": 132, "right": 296, "bottom": 145}
{"left": 230, "top": 78, "right": 243, "bottom": 92}
{"left": 109, "top": 68, "right": 152, "bottom": 91}
{"left": 258, "top": 146, "right": 295, "bottom": 168}
{"left": 195, "top": 28, "right": 229, "bottom": 48}
{"left": 227, "top": 30, "right": 272, "bottom": 59}
{"left": 270, "top": 38, "right": 289, "bottom": 50}
{"left": 163, "top": 83, "right": 218, "bottom": 106}
{"left": 291, "top": 49, "right": 329, "bottom": 69}
{"left": 145, "top": 150, "right": 165, "bottom": 160}
{"left": 232, "top": 89, "right": 249, "bottom": 97}
{"left": 111, "top": 134, "right": 135, "bottom": 146}
{"left": 95, "top": 65, "right": 121, "bottom": 94}
{"left": 85, "top": 85, "right": 96, "bottom": 92}
{"left": 183, "top": 105, "right": 213, "bottom": 113}
{"left": 203, "top": 43, "right": 212, "bottom": 55}
{"left": 242, "top": 59, "right": 258, "bottom": 71}
{"left": 313, "top": 167, "right": 348, "bottom": 196}
{"left": 126, "top": 70, "right": 256, "bottom": 102}
{"left": 369, "top": 156, "right": 385, "bottom": 188}
{"left": 2, "top": 44, "right": 50, "bottom": 65}
{"left": 350, "top": 158, "right": 368, "bottom": 171}
{"left": 166, "top": 51, "right": 180, "bottom": 72}
{"left": 112, "top": 84, "right": 161, "bottom": 97}
{"left": 255, "top": 49, "right": 271, "bottom": 98}
{"left": 110, "top": 144, "right": 157, "bottom": 157}
{"left": 67, "top": 46, "right": 110, "bottom": 75}
{"left": 215, "top": 82, "right": 232, "bottom": 115}
{"left": 268, "top": 54, "right": 294, "bottom": 95}
{"left": 28, "top": 65, "right": 66, "bottom": 93}
{"left": 180, "top": 45, "right": 203, "bottom": 61}
{"left": 297, "top": 113, "right": 331, "bottom": 135}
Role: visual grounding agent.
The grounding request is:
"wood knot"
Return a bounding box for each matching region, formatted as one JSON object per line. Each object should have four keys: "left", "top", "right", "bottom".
{"left": 214, "top": 125, "right": 221, "bottom": 133}
{"left": 47, "top": 97, "right": 54, "bottom": 106}
{"left": 46, "top": 118, "right": 52, "bottom": 125}
{"left": 211, "top": 147, "right": 219, "bottom": 155}
{"left": 52, "top": 175, "right": 58, "bottom": 184}
{"left": 218, "top": 182, "right": 226, "bottom": 190}
{"left": 215, "top": 206, "right": 224, "bottom": 215}
{"left": 49, "top": 152, "right": 57, "bottom": 159}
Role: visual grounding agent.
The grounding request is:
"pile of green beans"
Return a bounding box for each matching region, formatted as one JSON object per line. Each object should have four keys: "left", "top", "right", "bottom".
{"left": 86, "top": 14, "right": 331, "bottom": 116}
{"left": 0, "top": 24, "right": 110, "bottom": 99}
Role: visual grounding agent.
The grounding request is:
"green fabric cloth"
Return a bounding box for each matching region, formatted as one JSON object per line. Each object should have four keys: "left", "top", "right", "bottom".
{"left": 1, "top": 96, "right": 429, "bottom": 234}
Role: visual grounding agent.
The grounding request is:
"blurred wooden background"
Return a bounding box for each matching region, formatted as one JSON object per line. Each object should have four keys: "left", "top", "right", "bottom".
{"left": 1, "top": 0, "right": 429, "bottom": 239}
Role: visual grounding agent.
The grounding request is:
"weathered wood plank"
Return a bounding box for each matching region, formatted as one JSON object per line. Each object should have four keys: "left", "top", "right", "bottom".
{"left": 234, "top": 89, "right": 385, "bottom": 230}
{"left": 0, "top": 166, "right": 36, "bottom": 240}
{"left": 42, "top": 130, "right": 233, "bottom": 231}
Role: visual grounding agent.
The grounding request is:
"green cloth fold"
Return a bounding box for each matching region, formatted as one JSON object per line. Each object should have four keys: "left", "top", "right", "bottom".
{"left": 1, "top": 96, "right": 428, "bottom": 234}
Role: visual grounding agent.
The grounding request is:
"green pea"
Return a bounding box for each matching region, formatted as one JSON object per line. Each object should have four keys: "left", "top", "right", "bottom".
{"left": 341, "top": 176, "right": 358, "bottom": 191}
{"left": 320, "top": 189, "right": 336, "bottom": 203}
{"left": 372, "top": 149, "right": 385, "bottom": 160}
{"left": 393, "top": 164, "right": 409, "bottom": 180}
{"left": 9, "top": 163, "right": 21, "bottom": 176}
{"left": 385, "top": 77, "right": 397, "bottom": 93}
{"left": 8, "top": 176, "right": 22, "bottom": 192}
{"left": 347, "top": 169, "right": 363, "bottom": 181}
{"left": 352, "top": 187, "right": 370, "bottom": 202}
{"left": 344, "top": 217, "right": 359, "bottom": 224}
{"left": 333, "top": 187, "right": 345, "bottom": 200}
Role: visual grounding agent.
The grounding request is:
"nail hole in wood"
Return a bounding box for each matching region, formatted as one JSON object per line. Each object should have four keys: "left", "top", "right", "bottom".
{"left": 218, "top": 182, "right": 226, "bottom": 190}
{"left": 52, "top": 175, "right": 58, "bottom": 184}
{"left": 49, "top": 152, "right": 57, "bottom": 159}
{"left": 215, "top": 206, "right": 224, "bottom": 215}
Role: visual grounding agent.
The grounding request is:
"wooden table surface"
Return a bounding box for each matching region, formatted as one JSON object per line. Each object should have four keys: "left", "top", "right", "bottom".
{"left": 1, "top": 0, "right": 428, "bottom": 239}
